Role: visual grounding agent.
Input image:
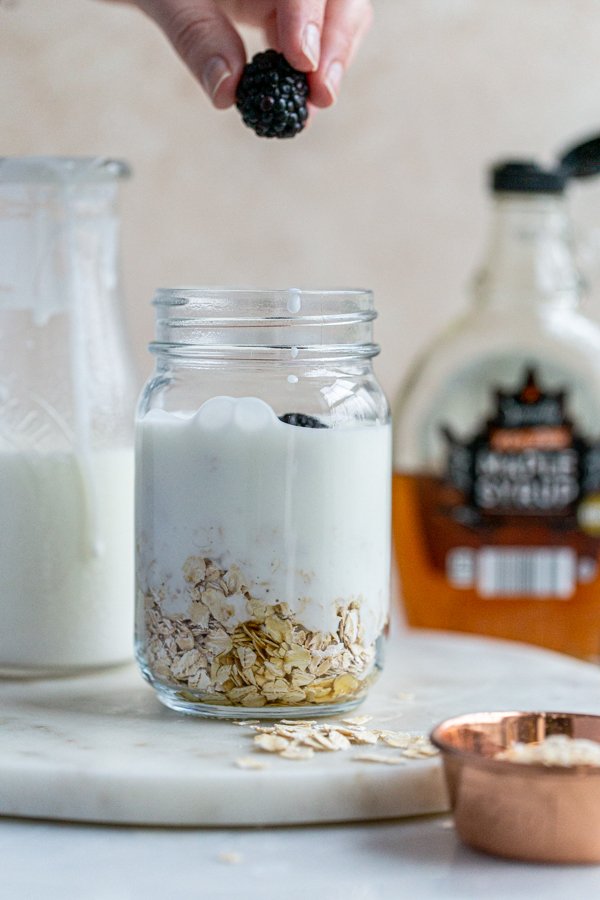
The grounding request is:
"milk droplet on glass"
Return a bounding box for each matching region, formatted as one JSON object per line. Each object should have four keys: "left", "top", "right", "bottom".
{"left": 287, "top": 292, "right": 302, "bottom": 314}
{"left": 287, "top": 374, "right": 299, "bottom": 384}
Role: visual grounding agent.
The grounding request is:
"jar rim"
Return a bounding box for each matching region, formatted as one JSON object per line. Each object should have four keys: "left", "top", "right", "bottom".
{"left": 153, "top": 286, "right": 373, "bottom": 307}
{"left": 0, "top": 156, "right": 131, "bottom": 184}
{"left": 153, "top": 286, "right": 375, "bottom": 323}
{"left": 151, "top": 287, "right": 379, "bottom": 360}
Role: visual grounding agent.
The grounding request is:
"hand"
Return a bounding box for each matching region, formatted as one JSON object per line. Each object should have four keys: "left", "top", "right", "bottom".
{"left": 106, "top": 0, "right": 373, "bottom": 109}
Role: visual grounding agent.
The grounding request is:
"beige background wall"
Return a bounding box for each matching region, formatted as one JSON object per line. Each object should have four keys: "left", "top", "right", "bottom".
{"left": 3, "top": 0, "right": 600, "bottom": 400}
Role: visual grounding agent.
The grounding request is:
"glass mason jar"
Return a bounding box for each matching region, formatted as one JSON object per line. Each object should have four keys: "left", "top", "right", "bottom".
{"left": 135, "top": 287, "right": 391, "bottom": 718}
{"left": 0, "top": 157, "right": 137, "bottom": 675}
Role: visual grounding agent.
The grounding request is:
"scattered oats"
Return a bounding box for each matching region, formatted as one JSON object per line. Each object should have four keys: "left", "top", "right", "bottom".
{"left": 342, "top": 715, "right": 373, "bottom": 726}
{"left": 311, "top": 730, "right": 351, "bottom": 752}
{"left": 270, "top": 725, "right": 313, "bottom": 741}
{"left": 217, "top": 851, "right": 243, "bottom": 865}
{"left": 325, "top": 729, "right": 353, "bottom": 751}
{"left": 354, "top": 753, "right": 407, "bottom": 766}
{"left": 279, "top": 719, "right": 317, "bottom": 726}
{"left": 234, "top": 756, "right": 269, "bottom": 770}
{"left": 233, "top": 717, "right": 441, "bottom": 767}
{"left": 279, "top": 745, "right": 315, "bottom": 761}
{"left": 402, "top": 743, "right": 439, "bottom": 759}
{"left": 343, "top": 729, "right": 380, "bottom": 746}
{"left": 232, "top": 719, "right": 261, "bottom": 726}
{"left": 254, "top": 733, "right": 290, "bottom": 753}
{"left": 378, "top": 731, "right": 413, "bottom": 749}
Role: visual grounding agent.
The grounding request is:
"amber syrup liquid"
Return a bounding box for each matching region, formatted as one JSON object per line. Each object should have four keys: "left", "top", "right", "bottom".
{"left": 392, "top": 471, "right": 600, "bottom": 661}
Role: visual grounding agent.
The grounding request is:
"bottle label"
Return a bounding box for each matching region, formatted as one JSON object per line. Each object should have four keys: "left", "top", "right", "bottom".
{"left": 421, "top": 366, "right": 600, "bottom": 598}
{"left": 444, "top": 367, "right": 590, "bottom": 516}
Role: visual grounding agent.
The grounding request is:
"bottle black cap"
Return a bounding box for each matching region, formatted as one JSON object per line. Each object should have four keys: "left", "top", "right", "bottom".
{"left": 491, "top": 161, "right": 567, "bottom": 195}
{"left": 559, "top": 136, "right": 600, "bottom": 179}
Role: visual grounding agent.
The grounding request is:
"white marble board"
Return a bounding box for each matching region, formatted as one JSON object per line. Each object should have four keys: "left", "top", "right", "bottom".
{"left": 2, "top": 629, "right": 600, "bottom": 827}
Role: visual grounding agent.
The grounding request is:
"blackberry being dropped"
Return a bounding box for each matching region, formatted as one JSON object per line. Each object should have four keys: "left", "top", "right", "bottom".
{"left": 236, "top": 50, "right": 309, "bottom": 139}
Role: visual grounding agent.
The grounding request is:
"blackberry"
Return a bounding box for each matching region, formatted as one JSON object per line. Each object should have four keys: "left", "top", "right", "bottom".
{"left": 236, "top": 50, "right": 309, "bottom": 139}
{"left": 279, "top": 412, "right": 327, "bottom": 428}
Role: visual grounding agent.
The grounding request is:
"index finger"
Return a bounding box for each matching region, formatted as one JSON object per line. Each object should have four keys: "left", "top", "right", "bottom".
{"left": 276, "top": 0, "right": 328, "bottom": 72}
{"left": 308, "top": 0, "right": 373, "bottom": 107}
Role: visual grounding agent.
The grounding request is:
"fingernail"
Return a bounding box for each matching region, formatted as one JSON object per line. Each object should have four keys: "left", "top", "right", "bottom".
{"left": 325, "top": 60, "right": 344, "bottom": 102}
{"left": 302, "top": 23, "right": 320, "bottom": 70}
{"left": 202, "top": 55, "right": 232, "bottom": 100}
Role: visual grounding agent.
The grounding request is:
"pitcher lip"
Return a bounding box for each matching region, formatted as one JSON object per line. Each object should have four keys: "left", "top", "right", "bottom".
{"left": 0, "top": 156, "right": 131, "bottom": 183}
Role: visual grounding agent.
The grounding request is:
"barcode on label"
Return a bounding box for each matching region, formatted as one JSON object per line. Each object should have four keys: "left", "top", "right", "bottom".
{"left": 447, "top": 547, "right": 576, "bottom": 598}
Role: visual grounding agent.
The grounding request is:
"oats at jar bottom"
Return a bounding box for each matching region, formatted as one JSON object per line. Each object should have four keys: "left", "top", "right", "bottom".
{"left": 142, "top": 556, "right": 382, "bottom": 708}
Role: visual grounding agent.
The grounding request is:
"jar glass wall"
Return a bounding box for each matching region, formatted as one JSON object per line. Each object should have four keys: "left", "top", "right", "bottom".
{"left": 135, "top": 287, "right": 391, "bottom": 718}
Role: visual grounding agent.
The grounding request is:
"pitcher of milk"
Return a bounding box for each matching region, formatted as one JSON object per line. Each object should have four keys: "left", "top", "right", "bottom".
{"left": 0, "top": 157, "right": 136, "bottom": 675}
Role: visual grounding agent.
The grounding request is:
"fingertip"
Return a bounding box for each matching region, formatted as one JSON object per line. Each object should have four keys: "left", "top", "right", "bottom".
{"left": 308, "top": 82, "right": 334, "bottom": 109}
{"left": 210, "top": 61, "right": 244, "bottom": 109}
{"left": 201, "top": 55, "right": 235, "bottom": 108}
{"left": 308, "top": 60, "right": 344, "bottom": 108}
{"left": 279, "top": 22, "right": 322, "bottom": 72}
{"left": 211, "top": 83, "right": 236, "bottom": 110}
{"left": 300, "top": 22, "right": 321, "bottom": 71}
{"left": 147, "top": 1, "right": 247, "bottom": 109}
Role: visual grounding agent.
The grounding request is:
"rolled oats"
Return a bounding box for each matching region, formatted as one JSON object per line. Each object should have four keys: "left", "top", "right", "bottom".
{"left": 217, "top": 851, "right": 243, "bottom": 865}
{"left": 254, "top": 733, "right": 290, "bottom": 753}
{"left": 246, "top": 719, "right": 439, "bottom": 763}
{"left": 142, "top": 555, "right": 381, "bottom": 710}
{"left": 353, "top": 754, "right": 407, "bottom": 766}
{"left": 495, "top": 734, "right": 600, "bottom": 767}
{"left": 234, "top": 756, "right": 269, "bottom": 770}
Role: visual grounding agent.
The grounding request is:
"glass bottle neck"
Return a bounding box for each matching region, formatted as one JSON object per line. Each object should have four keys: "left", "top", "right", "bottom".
{"left": 473, "top": 193, "right": 581, "bottom": 311}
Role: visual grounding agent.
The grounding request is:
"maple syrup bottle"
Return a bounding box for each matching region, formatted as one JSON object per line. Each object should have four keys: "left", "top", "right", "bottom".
{"left": 393, "top": 138, "right": 600, "bottom": 660}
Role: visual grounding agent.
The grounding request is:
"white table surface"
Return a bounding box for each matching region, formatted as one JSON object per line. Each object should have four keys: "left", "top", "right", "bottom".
{"left": 4, "top": 812, "right": 600, "bottom": 900}
{"left": 5, "top": 622, "right": 600, "bottom": 898}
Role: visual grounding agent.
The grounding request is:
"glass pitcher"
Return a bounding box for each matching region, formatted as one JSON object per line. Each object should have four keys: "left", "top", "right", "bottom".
{"left": 0, "top": 157, "right": 137, "bottom": 675}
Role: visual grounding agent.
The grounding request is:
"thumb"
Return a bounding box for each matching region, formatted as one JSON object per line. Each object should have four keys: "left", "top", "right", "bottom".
{"left": 136, "top": 0, "right": 246, "bottom": 108}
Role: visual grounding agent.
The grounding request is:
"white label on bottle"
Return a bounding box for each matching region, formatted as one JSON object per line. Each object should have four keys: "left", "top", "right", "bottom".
{"left": 447, "top": 547, "right": 476, "bottom": 587}
{"left": 446, "top": 546, "right": 576, "bottom": 598}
